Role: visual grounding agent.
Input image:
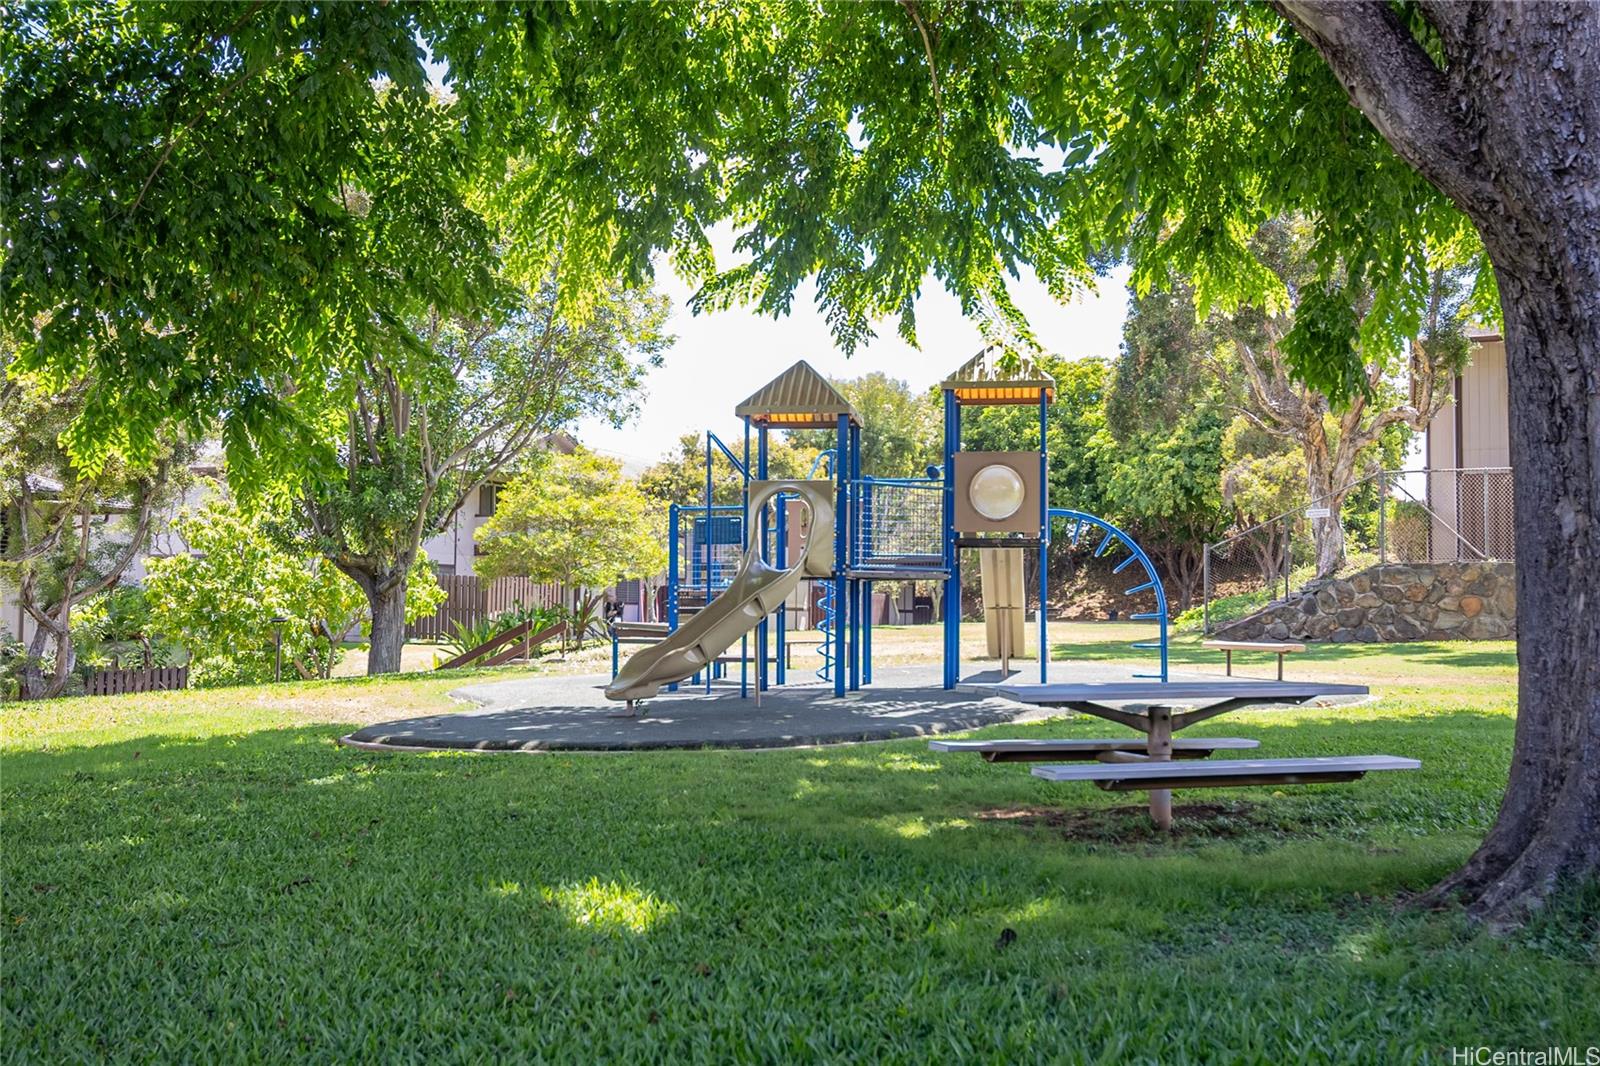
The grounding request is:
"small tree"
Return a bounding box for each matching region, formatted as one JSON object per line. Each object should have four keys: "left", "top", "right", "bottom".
{"left": 146, "top": 500, "right": 443, "bottom": 687}
{"left": 1, "top": 362, "right": 190, "bottom": 698}
{"left": 476, "top": 451, "right": 666, "bottom": 646}
{"left": 284, "top": 278, "right": 668, "bottom": 675}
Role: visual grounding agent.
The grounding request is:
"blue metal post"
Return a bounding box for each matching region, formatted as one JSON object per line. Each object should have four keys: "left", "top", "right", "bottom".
{"left": 833, "top": 413, "right": 848, "bottom": 698}
{"left": 775, "top": 494, "right": 787, "bottom": 685}
{"left": 668, "top": 503, "right": 681, "bottom": 693}
{"left": 848, "top": 422, "right": 862, "bottom": 691}
{"left": 757, "top": 424, "right": 769, "bottom": 692}
{"left": 741, "top": 421, "right": 751, "bottom": 698}
{"left": 863, "top": 580, "right": 873, "bottom": 684}
{"left": 942, "top": 390, "right": 961, "bottom": 689}
{"left": 704, "top": 434, "right": 713, "bottom": 692}
{"left": 1038, "top": 388, "right": 1049, "bottom": 684}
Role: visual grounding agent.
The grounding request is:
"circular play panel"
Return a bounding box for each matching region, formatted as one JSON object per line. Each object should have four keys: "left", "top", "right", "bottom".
{"left": 339, "top": 665, "right": 1098, "bottom": 753}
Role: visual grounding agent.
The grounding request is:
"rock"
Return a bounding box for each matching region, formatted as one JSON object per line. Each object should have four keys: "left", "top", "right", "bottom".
{"left": 1438, "top": 595, "right": 1459, "bottom": 612}
{"left": 1351, "top": 574, "right": 1372, "bottom": 594}
{"left": 1336, "top": 607, "right": 1364, "bottom": 628}
{"left": 1331, "top": 628, "right": 1354, "bottom": 642}
{"left": 1494, "top": 585, "right": 1517, "bottom": 617}
{"left": 1465, "top": 616, "right": 1510, "bottom": 640}
{"left": 1354, "top": 591, "right": 1382, "bottom": 608}
{"left": 1335, "top": 584, "right": 1356, "bottom": 608}
{"left": 1392, "top": 615, "right": 1428, "bottom": 640}
{"left": 1300, "top": 596, "right": 1319, "bottom": 616}
{"left": 1354, "top": 624, "right": 1381, "bottom": 642}
{"left": 1265, "top": 622, "right": 1291, "bottom": 640}
{"left": 1379, "top": 584, "right": 1406, "bottom": 604}
{"left": 1459, "top": 595, "right": 1484, "bottom": 618}
{"left": 1370, "top": 604, "right": 1397, "bottom": 625}
{"left": 1435, "top": 609, "right": 1467, "bottom": 630}
{"left": 1405, "top": 583, "right": 1428, "bottom": 602}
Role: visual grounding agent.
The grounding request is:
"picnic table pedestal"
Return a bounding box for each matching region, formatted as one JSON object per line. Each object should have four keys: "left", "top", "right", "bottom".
{"left": 1145, "top": 705, "right": 1173, "bottom": 830}
{"left": 1088, "top": 704, "right": 1177, "bottom": 828}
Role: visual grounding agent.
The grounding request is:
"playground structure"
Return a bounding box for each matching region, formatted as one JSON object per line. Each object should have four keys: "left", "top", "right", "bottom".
{"left": 605, "top": 351, "right": 1171, "bottom": 706}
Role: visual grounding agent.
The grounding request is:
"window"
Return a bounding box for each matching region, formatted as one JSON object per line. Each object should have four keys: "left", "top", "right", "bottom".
{"left": 477, "top": 483, "right": 498, "bottom": 517}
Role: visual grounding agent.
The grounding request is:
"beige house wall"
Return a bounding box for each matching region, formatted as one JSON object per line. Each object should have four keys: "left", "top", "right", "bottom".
{"left": 1424, "top": 332, "right": 1513, "bottom": 561}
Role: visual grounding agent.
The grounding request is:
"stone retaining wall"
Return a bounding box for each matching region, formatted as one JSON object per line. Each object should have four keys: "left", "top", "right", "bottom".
{"left": 1214, "top": 560, "right": 1515, "bottom": 643}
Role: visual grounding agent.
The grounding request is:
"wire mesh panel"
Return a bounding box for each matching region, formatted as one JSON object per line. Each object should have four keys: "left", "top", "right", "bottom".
{"left": 851, "top": 480, "right": 945, "bottom": 571}
{"left": 678, "top": 510, "right": 744, "bottom": 597}
{"left": 1201, "top": 519, "right": 1292, "bottom": 633}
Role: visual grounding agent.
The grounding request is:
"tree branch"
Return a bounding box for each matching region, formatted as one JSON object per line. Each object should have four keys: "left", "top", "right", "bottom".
{"left": 1273, "top": 1, "right": 1496, "bottom": 216}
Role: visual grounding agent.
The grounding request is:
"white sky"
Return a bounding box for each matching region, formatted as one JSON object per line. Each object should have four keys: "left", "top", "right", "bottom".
{"left": 576, "top": 234, "right": 1134, "bottom": 468}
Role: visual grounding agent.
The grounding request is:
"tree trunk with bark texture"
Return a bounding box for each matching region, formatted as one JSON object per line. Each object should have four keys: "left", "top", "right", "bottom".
{"left": 345, "top": 565, "right": 410, "bottom": 675}
{"left": 1279, "top": 1, "right": 1600, "bottom": 924}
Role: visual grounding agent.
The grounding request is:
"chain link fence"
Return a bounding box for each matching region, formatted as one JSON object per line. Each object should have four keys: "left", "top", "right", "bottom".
{"left": 1201, "top": 467, "right": 1514, "bottom": 633}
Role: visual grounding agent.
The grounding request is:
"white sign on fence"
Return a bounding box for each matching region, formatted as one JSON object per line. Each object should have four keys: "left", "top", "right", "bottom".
{"left": 1306, "top": 506, "right": 1332, "bottom": 519}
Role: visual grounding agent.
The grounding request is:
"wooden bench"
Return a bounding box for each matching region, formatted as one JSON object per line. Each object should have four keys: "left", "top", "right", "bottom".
{"left": 1032, "top": 755, "right": 1420, "bottom": 791}
{"left": 611, "top": 622, "right": 670, "bottom": 645}
{"left": 783, "top": 634, "right": 826, "bottom": 668}
{"left": 1201, "top": 640, "right": 1307, "bottom": 680}
{"left": 929, "top": 737, "right": 1260, "bottom": 763}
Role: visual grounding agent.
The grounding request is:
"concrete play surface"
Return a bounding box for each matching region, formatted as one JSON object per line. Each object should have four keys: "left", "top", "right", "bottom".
{"left": 340, "top": 663, "right": 1177, "bottom": 753}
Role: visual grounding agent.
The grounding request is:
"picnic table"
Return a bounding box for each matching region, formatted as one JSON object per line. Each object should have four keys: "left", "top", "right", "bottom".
{"left": 943, "top": 679, "right": 1416, "bottom": 830}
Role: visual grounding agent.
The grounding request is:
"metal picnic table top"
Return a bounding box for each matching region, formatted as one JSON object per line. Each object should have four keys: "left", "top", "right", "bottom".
{"left": 967, "top": 678, "right": 1369, "bottom": 733}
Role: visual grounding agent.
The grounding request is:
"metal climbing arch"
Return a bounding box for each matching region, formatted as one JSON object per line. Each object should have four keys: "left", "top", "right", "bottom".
{"left": 1049, "top": 508, "right": 1169, "bottom": 681}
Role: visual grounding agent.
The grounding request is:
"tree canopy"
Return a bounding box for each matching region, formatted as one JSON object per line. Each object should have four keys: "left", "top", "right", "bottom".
{"left": 5, "top": 1, "right": 1486, "bottom": 487}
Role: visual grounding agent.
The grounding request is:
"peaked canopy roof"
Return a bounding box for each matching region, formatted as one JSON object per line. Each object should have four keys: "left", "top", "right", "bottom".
{"left": 940, "top": 346, "right": 1055, "bottom": 406}
{"left": 734, "top": 359, "right": 862, "bottom": 428}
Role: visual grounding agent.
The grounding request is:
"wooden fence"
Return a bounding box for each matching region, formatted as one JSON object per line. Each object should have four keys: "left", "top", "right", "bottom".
{"left": 407, "top": 575, "right": 564, "bottom": 641}
{"left": 85, "top": 666, "right": 189, "bottom": 697}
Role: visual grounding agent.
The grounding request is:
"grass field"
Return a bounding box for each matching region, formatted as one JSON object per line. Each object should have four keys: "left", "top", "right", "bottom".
{"left": 4, "top": 625, "right": 1596, "bottom": 1061}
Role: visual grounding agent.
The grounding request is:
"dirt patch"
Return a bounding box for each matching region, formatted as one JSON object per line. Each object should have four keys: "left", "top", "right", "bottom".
{"left": 977, "top": 801, "right": 1266, "bottom": 841}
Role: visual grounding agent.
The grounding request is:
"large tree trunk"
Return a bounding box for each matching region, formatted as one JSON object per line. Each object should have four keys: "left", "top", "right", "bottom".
{"left": 1425, "top": 244, "right": 1600, "bottom": 924}
{"left": 1279, "top": 1, "right": 1600, "bottom": 924}
{"left": 345, "top": 565, "right": 410, "bottom": 675}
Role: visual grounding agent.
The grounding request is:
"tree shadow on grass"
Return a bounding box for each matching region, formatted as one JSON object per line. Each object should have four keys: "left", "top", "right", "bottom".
{"left": 6, "top": 707, "right": 1584, "bottom": 1061}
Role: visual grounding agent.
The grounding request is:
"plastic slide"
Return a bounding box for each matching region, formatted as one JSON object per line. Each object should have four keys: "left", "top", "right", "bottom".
{"left": 605, "top": 480, "right": 836, "bottom": 704}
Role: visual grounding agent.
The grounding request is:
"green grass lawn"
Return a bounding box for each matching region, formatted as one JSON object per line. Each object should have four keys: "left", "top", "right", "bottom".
{"left": 4, "top": 629, "right": 1596, "bottom": 1061}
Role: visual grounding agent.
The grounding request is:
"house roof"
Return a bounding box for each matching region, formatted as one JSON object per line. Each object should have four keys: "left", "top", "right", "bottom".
{"left": 940, "top": 346, "right": 1055, "bottom": 405}
{"left": 734, "top": 360, "right": 862, "bottom": 428}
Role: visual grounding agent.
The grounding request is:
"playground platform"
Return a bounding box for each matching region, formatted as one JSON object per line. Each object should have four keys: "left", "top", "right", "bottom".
{"left": 340, "top": 664, "right": 1168, "bottom": 753}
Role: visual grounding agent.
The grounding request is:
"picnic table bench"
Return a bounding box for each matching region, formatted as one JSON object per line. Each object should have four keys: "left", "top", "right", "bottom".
{"left": 928, "top": 737, "right": 1260, "bottom": 762}
{"left": 938, "top": 679, "right": 1414, "bottom": 830}
{"left": 1201, "top": 639, "right": 1306, "bottom": 680}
